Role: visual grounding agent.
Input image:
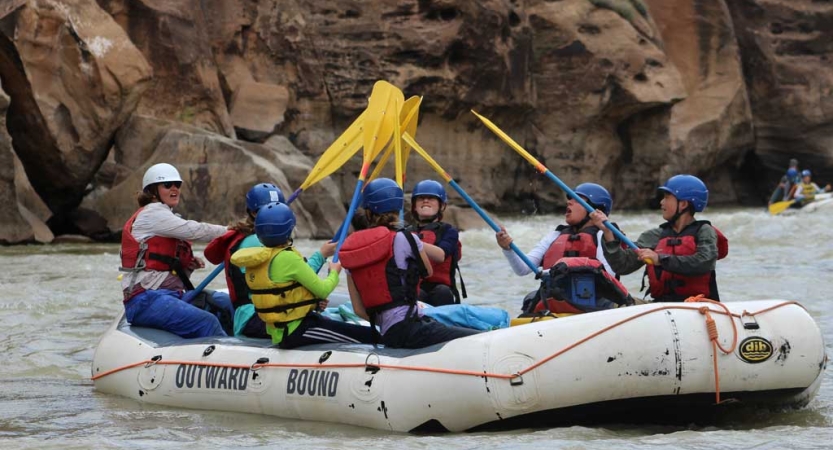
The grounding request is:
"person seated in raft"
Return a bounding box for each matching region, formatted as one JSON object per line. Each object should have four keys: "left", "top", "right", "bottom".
{"left": 119, "top": 163, "right": 234, "bottom": 338}
{"left": 495, "top": 183, "right": 633, "bottom": 315}
{"left": 230, "top": 202, "right": 372, "bottom": 348}
{"left": 406, "top": 179, "right": 466, "bottom": 307}
{"left": 790, "top": 169, "right": 832, "bottom": 206}
{"left": 592, "top": 175, "right": 728, "bottom": 303}
{"left": 205, "top": 183, "right": 336, "bottom": 338}
{"left": 340, "top": 178, "right": 481, "bottom": 349}
{"left": 769, "top": 159, "right": 800, "bottom": 205}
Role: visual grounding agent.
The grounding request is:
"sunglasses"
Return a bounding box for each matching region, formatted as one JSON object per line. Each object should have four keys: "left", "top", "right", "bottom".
{"left": 161, "top": 181, "right": 182, "bottom": 189}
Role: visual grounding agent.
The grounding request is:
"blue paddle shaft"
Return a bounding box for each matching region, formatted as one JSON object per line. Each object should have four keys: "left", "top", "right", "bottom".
{"left": 333, "top": 179, "right": 365, "bottom": 263}
{"left": 447, "top": 180, "right": 540, "bottom": 275}
{"left": 189, "top": 263, "right": 225, "bottom": 298}
{"left": 541, "top": 171, "right": 638, "bottom": 251}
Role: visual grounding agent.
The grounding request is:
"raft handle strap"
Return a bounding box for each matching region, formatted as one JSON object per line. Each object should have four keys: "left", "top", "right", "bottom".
{"left": 145, "top": 355, "right": 162, "bottom": 368}
{"left": 365, "top": 353, "right": 381, "bottom": 374}
{"left": 741, "top": 310, "right": 759, "bottom": 330}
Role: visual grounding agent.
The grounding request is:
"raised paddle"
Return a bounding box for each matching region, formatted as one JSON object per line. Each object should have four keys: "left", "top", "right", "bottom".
{"left": 286, "top": 111, "right": 367, "bottom": 204}
{"left": 333, "top": 81, "right": 404, "bottom": 262}
{"left": 471, "top": 110, "right": 651, "bottom": 263}
{"left": 401, "top": 132, "right": 541, "bottom": 275}
{"left": 190, "top": 105, "right": 374, "bottom": 297}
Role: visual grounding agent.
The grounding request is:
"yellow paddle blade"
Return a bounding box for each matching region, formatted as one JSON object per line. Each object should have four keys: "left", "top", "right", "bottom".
{"left": 298, "top": 110, "right": 366, "bottom": 190}
{"left": 399, "top": 96, "right": 422, "bottom": 183}
{"left": 471, "top": 110, "right": 546, "bottom": 173}
{"left": 368, "top": 96, "right": 422, "bottom": 184}
{"left": 304, "top": 134, "right": 364, "bottom": 188}
{"left": 769, "top": 200, "right": 795, "bottom": 215}
{"left": 362, "top": 81, "right": 404, "bottom": 168}
{"left": 402, "top": 132, "right": 452, "bottom": 183}
{"left": 394, "top": 100, "right": 404, "bottom": 188}
{"left": 368, "top": 140, "right": 395, "bottom": 182}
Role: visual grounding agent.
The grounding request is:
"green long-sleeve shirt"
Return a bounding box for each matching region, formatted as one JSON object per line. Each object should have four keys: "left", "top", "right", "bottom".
{"left": 268, "top": 248, "right": 339, "bottom": 298}
{"left": 601, "top": 221, "right": 718, "bottom": 277}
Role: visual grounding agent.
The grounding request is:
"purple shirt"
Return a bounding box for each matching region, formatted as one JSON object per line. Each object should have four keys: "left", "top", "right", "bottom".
{"left": 377, "top": 232, "right": 424, "bottom": 335}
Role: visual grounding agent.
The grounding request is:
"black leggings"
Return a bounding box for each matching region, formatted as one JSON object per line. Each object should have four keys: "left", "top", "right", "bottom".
{"left": 381, "top": 315, "right": 480, "bottom": 349}
{"left": 279, "top": 312, "right": 375, "bottom": 349}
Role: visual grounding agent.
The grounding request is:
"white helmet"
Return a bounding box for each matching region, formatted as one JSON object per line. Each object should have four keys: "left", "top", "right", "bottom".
{"left": 142, "top": 163, "right": 183, "bottom": 190}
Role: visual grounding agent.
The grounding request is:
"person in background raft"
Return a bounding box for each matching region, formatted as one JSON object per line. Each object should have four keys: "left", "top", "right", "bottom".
{"left": 407, "top": 179, "right": 465, "bottom": 307}
{"left": 495, "top": 183, "right": 631, "bottom": 314}
{"left": 205, "top": 183, "right": 336, "bottom": 338}
{"left": 790, "top": 169, "right": 832, "bottom": 206}
{"left": 119, "top": 163, "right": 234, "bottom": 338}
{"left": 592, "top": 174, "right": 729, "bottom": 302}
{"left": 340, "top": 178, "right": 481, "bottom": 349}
{"left": 230, "top": 202, "right": 372, "bottom": 348}
{"left": 769, "top": 158, "right": 800, "bottom": 204}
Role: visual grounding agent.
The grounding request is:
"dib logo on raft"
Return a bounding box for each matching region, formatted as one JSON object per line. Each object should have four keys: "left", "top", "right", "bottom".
{"left": 738, "top": 337, "right": 773, "bottom": 364}
{"left": 286, "top": 369, "right": 339, "bottom": 398}
{"left": 174, "top": 364, "right": 250, "bottom": 391}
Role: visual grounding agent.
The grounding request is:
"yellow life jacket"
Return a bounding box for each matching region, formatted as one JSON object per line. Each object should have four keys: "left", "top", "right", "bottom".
{"left": 799, "top": 182, "right": 817, "bottom": 199}
{"left": 230, "top": 246, "right": 319, "bottom": 328}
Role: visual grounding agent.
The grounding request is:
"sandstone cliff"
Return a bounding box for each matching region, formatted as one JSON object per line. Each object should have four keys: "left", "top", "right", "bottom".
{"left": 0, "top": 0, "right": 831, "bottom": 243}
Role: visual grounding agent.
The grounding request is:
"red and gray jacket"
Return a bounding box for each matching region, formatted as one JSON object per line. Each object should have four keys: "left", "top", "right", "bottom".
{"left": 646, "top": 220, "right": 729, "bottom": 302}
{"left": 120, "top": 207, "right": 196, "bottom": 295}
{"left": 204, "top": 230, "right": 249, "bottom": 304}
{"left": 339, "top": 227, "right": 426, "bottom": 315}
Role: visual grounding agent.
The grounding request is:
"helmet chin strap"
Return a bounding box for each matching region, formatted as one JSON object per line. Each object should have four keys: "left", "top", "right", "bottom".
{"left": 667, "top": 201, "right": 687, "bottom": 227}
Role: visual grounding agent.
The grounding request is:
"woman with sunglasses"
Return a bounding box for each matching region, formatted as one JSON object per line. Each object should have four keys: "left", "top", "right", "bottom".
{"left": 495, "top": 183, "right": 631, "bottom": 315}
{"left": 119, "top": 163, "right": 234, "bottom": 338}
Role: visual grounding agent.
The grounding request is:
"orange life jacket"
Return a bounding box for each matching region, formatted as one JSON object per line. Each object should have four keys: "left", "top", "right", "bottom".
{"left": 541, "top": 225, "right": 601, "bottom": 269}
{"left": 411, "top": 222, "right": 465, "bottom": 302}
{"left": 204, "top": 230, "right": 249, "bottom": 304}
{"left": 120, "top": 207, "right": 195, "bottom": 295}
{"left": 339, "top": 227, "right": 426, "bottom": 314}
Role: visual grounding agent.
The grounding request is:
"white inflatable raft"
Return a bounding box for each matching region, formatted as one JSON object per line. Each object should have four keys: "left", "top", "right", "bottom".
{"left": 780, "top": 192, "right": 833, "bottom": 215}
{"left": 92, "top": 300, "right": 826, "bottom": 432}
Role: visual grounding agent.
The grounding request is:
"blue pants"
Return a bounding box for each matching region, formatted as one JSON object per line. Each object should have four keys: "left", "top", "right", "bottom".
{"left": 125, "top": 289, "right": 232, "bottom": 338}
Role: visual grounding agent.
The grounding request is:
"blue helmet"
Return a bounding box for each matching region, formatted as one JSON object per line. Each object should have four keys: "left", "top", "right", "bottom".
{"left": 802, "top": 169, "right": 812, "bottom": 177}
{"left": 246, "top": 183, "right": 285, "bottom": 213}
{"left": 362, "top": 178, "right": 403, "bottom": 214}
{"left": 574, "top": 183, "right": 613, "bottom": 215}
{"left": 658, "top": 175, "right": 708, "bottom": 212}
{"left": 255, "top": 202, "right": 295, "bottom": 247}
{"left": 411, "top": 179, "right": 447, "bottom": 203}
{"left": 786, "top": 168, "right": 799, "bottom": 178}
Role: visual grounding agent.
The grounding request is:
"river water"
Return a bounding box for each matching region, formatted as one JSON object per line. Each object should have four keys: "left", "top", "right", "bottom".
{"left": 1, "top": 207, "right": 831, "bottom": 449}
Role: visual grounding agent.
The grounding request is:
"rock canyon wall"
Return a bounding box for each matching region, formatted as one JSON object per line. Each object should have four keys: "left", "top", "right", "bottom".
{"left": 1, "top": 0, "right": 831, "bottom": 243}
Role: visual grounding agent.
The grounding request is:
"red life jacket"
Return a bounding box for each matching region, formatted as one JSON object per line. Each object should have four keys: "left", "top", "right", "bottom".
{"left": 411, "top": 222, "right": 465, "bottom": 302}
{"left": 339, "top": 227, "right": 425, "bottom": 314}
{"left": 541, "top": 225, "right": 601, "bottom": 269}
{"left": 646, "top": 221, "right": 728, "bottom": 302}
{"left": 204, "top": 230, "right": 249, "bottom": 304}
{"left": 120, "top": 207, "right": 196, "bottom": 275}
{"left": 532, "top": 257, "right": 633, "bottom": 315}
